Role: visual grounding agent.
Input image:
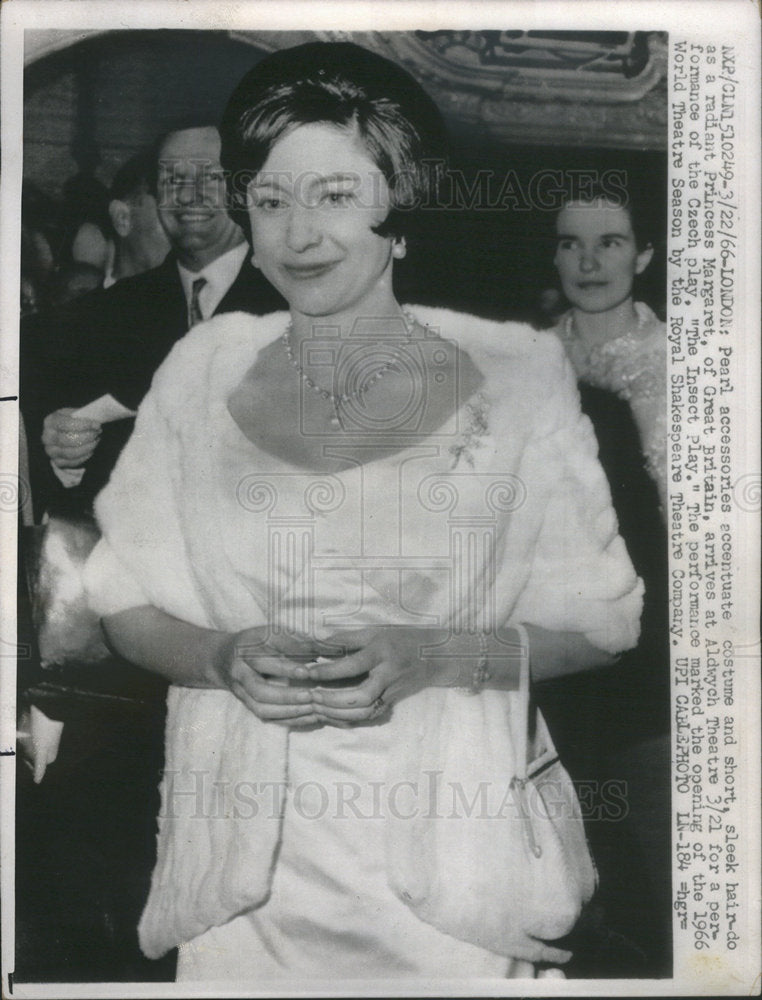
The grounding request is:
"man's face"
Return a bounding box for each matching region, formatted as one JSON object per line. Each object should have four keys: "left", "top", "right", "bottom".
{"left": 156, "top": 127, "right": 242, "bottom": 267}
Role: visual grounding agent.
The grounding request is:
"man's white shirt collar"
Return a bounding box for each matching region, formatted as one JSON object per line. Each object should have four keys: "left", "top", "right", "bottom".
{"left": 177, "top": 242, "right": 249, "bottom": 323}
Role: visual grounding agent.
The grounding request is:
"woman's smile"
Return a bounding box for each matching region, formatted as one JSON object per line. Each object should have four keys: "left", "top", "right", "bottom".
{"left": 282, "top": 259, "right": 343, "bottom": 280}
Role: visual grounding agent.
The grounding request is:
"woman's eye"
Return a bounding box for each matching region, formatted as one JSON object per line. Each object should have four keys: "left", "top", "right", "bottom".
{"left": 255, "top": 197, "right": 285, "bottom": 211}
{"left": 600, "top": 237, "right": 623, "bottom": 249}
{"left": 557, "top": 239, "right": 576, "bottom": 251}
{"left": 324, "top": 191, "right": 352, "bottom": 205}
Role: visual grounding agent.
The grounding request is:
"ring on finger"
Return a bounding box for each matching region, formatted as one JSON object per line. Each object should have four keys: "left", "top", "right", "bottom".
{"left": 368, "top": 695, "right": 387, "bottom": 719}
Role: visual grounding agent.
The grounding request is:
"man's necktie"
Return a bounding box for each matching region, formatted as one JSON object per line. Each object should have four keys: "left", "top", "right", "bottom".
{"left": 188, "top": 276, "right": 207, "bottom": 327}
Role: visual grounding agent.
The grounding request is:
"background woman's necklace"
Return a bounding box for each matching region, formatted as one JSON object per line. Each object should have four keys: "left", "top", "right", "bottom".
{"left": 568, "top": 304, "right": 647, "bottom": 356}
{"left": 282, "top": 311, "right": 416, "bottom": 428}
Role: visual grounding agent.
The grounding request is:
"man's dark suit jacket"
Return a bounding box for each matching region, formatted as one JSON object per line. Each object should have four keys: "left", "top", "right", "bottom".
{"left": 22, "top": 253, "right": 285, "bottom": 514}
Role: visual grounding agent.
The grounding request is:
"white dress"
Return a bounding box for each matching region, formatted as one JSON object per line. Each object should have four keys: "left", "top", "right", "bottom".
{"left": 84, "top": 307, "right": 643, "bottom": 982}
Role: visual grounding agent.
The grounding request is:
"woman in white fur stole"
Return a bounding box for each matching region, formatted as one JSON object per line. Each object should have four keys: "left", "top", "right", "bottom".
{"left": 84, "top": 41, "right": 643, "bottom": 983}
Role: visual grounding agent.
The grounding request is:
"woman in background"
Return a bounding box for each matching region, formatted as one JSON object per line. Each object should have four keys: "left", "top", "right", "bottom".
{"left": 553, "top": 187, "right": 667, "bottom": 512}
{"left": 542, "top": 184, "right": 671, "bottom": 975}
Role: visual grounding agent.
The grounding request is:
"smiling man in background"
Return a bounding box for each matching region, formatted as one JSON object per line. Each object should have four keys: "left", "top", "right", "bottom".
{"left": 23, "top": 123, "right": 284, "bottom": 517}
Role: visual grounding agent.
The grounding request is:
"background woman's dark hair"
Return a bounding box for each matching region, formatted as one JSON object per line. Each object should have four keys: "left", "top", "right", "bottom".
{"left": 556, "top": 179, "right": 659, "bottom": 253}
{"left": 219, "top": 41, "right": 449, "bottom": 244}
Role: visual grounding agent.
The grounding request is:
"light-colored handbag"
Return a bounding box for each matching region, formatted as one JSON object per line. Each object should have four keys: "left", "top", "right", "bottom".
{"left": 498, "top": 624, "right": 598, "bottom": 958}
{"left": 388, "top": 624, "right": 597, "bottom": 965}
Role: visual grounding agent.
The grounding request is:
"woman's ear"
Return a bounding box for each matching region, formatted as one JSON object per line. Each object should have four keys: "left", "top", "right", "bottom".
{"left": 392, "top": 237, "right": 407, "bottom": 260}
{"left": 635, "top": 242, "right": 654, "bottom": 275}
{"left": 108, "top": 199, "right": 132, "bottom": 239}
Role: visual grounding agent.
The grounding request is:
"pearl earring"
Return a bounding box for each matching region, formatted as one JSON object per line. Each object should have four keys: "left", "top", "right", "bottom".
{"left": 250, "top": 255, "right": 260, "bottom": 269}
{"left": 392, "top": 241, "right": 407, "bottom": 259}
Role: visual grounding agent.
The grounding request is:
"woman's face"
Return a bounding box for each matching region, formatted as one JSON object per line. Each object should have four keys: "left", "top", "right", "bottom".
{"left": 247, "top": 122, "right": 395, "bottom": 318}
{"left": 554, "top": 199, "right": 653, "bottom": 314}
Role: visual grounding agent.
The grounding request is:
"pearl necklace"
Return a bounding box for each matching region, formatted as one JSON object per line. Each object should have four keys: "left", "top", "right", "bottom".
{"left": 282, "top": 311, "right": 418, "bottom": 428}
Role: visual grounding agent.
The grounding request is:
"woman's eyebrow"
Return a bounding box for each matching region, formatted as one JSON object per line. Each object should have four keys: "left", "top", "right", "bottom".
{"left": 250, "top": 177, "right": 291, "bottom": 193}
{"left": 310, "top": 172, "right": 363, "bottom": 193}
{"left": 250, "top": 173, "right": 360, "bottom": 194}
{"left": 556, "top": 231, "right": 631, "bottom": 241}
{"left": 317, "top": 172, "right": 361, "bottom": 184}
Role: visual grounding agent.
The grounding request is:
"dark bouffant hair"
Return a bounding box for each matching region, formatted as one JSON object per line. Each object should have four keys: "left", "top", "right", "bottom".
{"left": 219, "top": 41, "right": 449, "bottom": 242}
{"left": 556, "top": 180, "right": 658, "bottom": 253}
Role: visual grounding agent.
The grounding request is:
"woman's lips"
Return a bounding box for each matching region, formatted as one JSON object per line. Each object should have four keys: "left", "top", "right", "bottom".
{"left": 576, "top": 280, "right": 608, "bottom": 289}
{"left": 283, "top": 261, "right": 340, "bottom": 280}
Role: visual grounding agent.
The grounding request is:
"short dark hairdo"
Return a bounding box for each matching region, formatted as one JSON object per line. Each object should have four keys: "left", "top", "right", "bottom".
{"left": 556, "top": 180, "right": 657, "bottom": 253}
{"left": 219, "top": 41, "right": 449, "bottom": 243}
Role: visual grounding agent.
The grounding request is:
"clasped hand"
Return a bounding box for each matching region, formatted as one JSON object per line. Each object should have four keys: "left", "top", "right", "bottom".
{"left": 214, "top": 625, "right": 449, "bottom": 727}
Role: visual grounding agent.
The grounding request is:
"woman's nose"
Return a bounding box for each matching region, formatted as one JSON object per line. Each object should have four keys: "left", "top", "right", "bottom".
{"left": 286, "top": 205, "right": 321, "bottom": 252}
{"left": 578, "top": 249, "right": 600, "bottom": 273}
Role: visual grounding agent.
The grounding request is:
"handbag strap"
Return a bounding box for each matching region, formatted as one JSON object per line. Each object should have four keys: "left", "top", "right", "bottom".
{"left": 512, "top": 623, "right": 531, "bottom": 783}
{"left": 508, "top": 623, "right": 546, "bottom": 859}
